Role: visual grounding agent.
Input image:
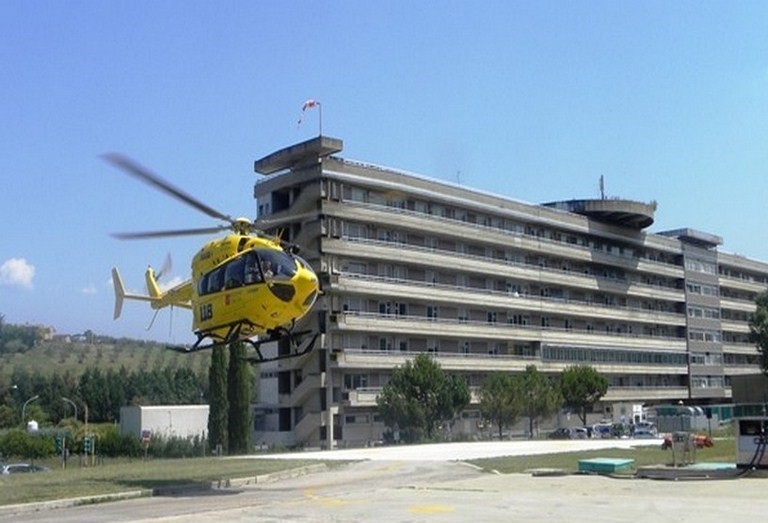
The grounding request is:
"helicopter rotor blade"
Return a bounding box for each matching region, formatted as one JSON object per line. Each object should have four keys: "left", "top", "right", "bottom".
{"left": 102, "top": 153, "right": 235, "bottom": 225}
{"left": 156, "top": 253, "right": 173, "bottom": 280}
{"left": 112, "top": 225, "right": 229, "bottom": 240}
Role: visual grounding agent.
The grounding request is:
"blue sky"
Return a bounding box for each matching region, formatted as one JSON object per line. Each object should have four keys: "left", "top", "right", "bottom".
{"left": 1, "top": 1, "right": 767, "bottom": 343}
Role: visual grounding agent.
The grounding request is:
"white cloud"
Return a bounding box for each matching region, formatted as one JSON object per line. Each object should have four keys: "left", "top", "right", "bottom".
{"left": 159, "top": 276, "right": 185, "bottom": 292}
{"left": 81, "top": 283, "right": 98, "bottom": 295}
{"left": 0, "top": 258, "right": 35, "bottom": 289}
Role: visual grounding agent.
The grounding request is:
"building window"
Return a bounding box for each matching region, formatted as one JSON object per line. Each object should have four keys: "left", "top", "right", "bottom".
{"left": 427, "top": 305, "right": 439, "bottom": 321}
{"left": 344, "top": 374, "right": 369, "bottom": 390}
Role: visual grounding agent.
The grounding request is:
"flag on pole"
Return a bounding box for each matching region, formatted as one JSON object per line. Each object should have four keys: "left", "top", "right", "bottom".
{"left": 297, "top": 99, "right": 322, "bottom": 131}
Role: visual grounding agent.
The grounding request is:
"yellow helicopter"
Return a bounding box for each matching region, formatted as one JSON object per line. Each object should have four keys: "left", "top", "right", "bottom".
{"left": 105, "top": 154, "right": 320, "bottom": 363}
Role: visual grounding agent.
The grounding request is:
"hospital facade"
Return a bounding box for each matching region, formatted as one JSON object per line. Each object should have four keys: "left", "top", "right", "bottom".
{"left": 251, "top": 136, "right": 768, "bottom": 448}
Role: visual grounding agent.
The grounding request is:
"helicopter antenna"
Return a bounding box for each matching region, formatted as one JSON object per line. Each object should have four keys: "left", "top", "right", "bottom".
{"left": 168, "top": 305, "right": 175, "bottom": 339}
{"left": 146, "top": 309, "right": 161, "bottom": 331}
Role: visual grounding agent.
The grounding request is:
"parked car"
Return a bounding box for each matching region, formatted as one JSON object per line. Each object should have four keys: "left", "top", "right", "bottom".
{"left": 548, "top": 427, "right": 588, "bottom": 440}
{"left": 591, "top": 423, "right": 613, "bottom": 439}
{"left": 633, "top": 421, "right": 658, "bottom": 437}
{"left": 571, "top": 427, "right": 589, "bottom": 439}
{"left": 1, "top": 463, "right": 52, "bottom": 475}
{"left": 632, "top": 427, "right": 658, "bottom": 439}
{"left": 548, "top": 427, "right": 573, "bottom": 439}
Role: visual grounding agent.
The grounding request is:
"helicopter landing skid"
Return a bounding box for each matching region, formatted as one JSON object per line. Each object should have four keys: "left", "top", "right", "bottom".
{"left": 164, "top": 321, "right": 319, "bottom": 365}
{"left": 240, "top": 330, "right": 319, "bottom": 365}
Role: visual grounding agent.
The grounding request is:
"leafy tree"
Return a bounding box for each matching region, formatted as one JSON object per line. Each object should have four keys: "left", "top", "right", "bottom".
{"left": 208, "top": 347, "right": 228, "bottom": 453}
{"left": 520, "top": 365, "right": 560, "bottom": 438}
{"left": 750, "top": 291, "right": 768, "bottom": 374}
{"left": 0, "top": 323, "right": 39, "bottom": 353}
{"left": 377, "top": 353, "right": 470, "bottom": 442}
{"left": 479, "top": 372, "right": 522, "bottom": 439}
{"left": 0, "top": 405, "right": 17, "bottom": 429}
{"left": 560, "top": 365, "right": 608, "bottom": 426}
{"left": 227, "top": 342, "right": 252, "bottom": 455}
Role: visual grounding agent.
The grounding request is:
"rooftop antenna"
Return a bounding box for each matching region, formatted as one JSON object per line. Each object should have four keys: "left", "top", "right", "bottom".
{"left": 599, "top": 175, "right": 606, "bottom": 200}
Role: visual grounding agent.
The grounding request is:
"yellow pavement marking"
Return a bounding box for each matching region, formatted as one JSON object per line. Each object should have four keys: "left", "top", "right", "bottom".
{"left": 409, "top": 505, "right": 455, "bottom": 514}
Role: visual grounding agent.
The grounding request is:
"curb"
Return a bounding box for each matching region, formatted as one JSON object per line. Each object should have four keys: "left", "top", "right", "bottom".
{"left": 217, "top": 463, "right": 328, "bottom": 488}
{"left": 0, "top": 490, "right": 151, "bottom": 517}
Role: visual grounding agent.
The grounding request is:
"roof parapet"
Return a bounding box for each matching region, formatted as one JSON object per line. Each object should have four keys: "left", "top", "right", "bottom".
{"left": 657, "top": 228, "right": 723, "bottom": 248}
{"left": 254, "top": 135, "right": 343, "bottom": 175}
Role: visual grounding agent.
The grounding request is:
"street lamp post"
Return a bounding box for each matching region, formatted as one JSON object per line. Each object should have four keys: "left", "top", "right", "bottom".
{"left": 62, "top": 397, "right": 78, "bottom": 422}
{"left": 21, "top": 394, "right": 40, "bottom": 424}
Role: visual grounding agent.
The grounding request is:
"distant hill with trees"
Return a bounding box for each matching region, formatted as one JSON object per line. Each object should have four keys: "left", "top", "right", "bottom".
{"left": 0, "top": 314, "right": 209, "bottom": 381}
{"left": 0, "top": 316, "right": 212, "bottom": 426}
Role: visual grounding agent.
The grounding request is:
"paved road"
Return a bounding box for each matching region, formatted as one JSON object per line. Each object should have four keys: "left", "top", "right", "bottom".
{"left": 4, "top": 439, "right": 768, "bottom": 523}
{"left": 255, "top": 437, "right": 666, "bottom": 461}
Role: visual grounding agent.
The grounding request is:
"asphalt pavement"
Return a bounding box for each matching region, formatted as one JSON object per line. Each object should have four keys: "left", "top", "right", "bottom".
{"left": 254, "top": 437, "right": 666, "bottom": 461}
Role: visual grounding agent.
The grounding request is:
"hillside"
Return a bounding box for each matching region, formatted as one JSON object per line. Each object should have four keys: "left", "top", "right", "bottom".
{"left": 0, "top": 339, "right": 211, "bottom": 382}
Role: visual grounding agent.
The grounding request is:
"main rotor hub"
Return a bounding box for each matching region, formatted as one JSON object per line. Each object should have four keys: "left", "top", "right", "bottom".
{"left": 232, "top": 217, "right": 253, "bottom": 235}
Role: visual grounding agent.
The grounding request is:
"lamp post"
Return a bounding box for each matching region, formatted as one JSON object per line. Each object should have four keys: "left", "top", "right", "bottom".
{"left": 62, "top": 397, "right": 78, "bottom": 422}
{"left": 21, "top": 394, "right": 40, "bottom": 424}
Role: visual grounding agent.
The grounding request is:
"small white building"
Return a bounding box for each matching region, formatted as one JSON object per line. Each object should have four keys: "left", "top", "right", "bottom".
{"left": 120, "top": 405, "right": 209, "bottom": 441}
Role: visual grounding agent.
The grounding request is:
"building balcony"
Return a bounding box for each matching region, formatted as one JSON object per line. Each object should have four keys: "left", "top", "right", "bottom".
{"left": 719, "top": 297, "right": 758, "bottom": 314}
{"left": 343, "top": 384, "right": 690, "bottom": 407}
{"left": 324, "top": 237, "right": 685, "bottom": 303}
{"left": 718, "top": 275, "right": 767, "bottom": 294}
{"left": 720, "top": 320, "right": 751, "bottom": 335}
{"left": 334, "top": 348, "right": 687, "bottom": 376}
{"left": 335, "top": 273, "right": 686, "bottom": 327}
{"left": 602, "top": 386, "right": 689, "bottom": 402}
{"left": 722, "top": 341, "right": 759, "bottom": 355}
{"left": 332, "top": 312, "right": 687, "bottom": 352}
{"left": 323, "top": 200, "right": 682, "bottom": 277}
{"left": 344, "top": 387, "right": 381, "bottom": 407}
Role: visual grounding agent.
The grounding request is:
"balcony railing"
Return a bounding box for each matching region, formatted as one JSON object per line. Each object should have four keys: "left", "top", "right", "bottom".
{"left": 338, "top": 271, "right": 685, "bottom": 321}
{"left": 333, "top": 197, "right": 684, "bottom": 272}
{"left": 335, "top": 311, "right": 686, "bottom": 344}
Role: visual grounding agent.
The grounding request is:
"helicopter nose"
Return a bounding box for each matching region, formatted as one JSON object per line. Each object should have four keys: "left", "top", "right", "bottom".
{"left": 296, "top": 271, "right": 319, "bottom": 311}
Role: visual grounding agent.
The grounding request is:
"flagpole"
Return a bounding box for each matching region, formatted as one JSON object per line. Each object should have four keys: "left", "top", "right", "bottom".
{"left": 318, "top": 103, "right": 323, "bottom": 137}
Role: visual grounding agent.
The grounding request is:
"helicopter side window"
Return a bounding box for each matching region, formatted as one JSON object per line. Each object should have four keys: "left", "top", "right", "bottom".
{"left": 198, "top": 273, "right": 209, "bottom": 296}
{"left": 243, "top": 251, "right": 262, "bottom": 285}
{"left": 224, "top": 256, "right": 245, "bottom": 289}
{"left": 207, "top": 267, "right": 225, "bottom": 294}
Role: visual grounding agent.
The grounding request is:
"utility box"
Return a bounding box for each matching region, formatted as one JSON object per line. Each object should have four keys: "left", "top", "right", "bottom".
{"left": 736, "top": 417, "right": 768, "bottom": 469}
{"left": 120, "top": 405, "right": 209, "bottom": 441}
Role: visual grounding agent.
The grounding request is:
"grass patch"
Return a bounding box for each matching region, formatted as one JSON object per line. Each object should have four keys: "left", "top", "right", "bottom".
{"left": 468, "top": 438, "right": 736, "bottom": 474}
{"left": 0, "top": 457, "right": 334, "bottom": 506}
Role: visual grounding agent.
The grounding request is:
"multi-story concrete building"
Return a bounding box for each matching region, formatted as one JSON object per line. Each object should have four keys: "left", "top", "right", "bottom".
{"left": 250, "top": 136, "right": 768, "bottom": 448}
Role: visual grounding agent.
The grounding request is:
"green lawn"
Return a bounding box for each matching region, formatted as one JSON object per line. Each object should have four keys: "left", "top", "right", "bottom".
{"left": 0, "top": 457, "right": 328, "bottom": 506}
{"left": 469, "top": 437, "right": 736, "bottom": 474}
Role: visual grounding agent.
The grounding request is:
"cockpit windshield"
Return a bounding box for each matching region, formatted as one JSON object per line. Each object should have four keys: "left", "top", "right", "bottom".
{"left": 197, "top": 247, "right": 297, "bottom": 296}
{"left": 256, "top": 248, "right": 297, "bottom": 280}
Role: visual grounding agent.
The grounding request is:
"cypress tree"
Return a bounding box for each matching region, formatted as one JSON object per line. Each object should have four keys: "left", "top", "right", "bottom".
{"left": 207, "top": 347, "right": 228, "bottom": 454}
{"left": 227, "top": 342, "right": 253, "bottom": 454}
